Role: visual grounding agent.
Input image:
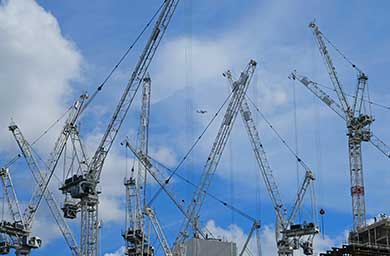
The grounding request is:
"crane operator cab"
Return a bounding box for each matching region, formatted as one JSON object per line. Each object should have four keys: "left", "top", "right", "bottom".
{"left": 23, "top": 236, "right": 42, "bottom": 249}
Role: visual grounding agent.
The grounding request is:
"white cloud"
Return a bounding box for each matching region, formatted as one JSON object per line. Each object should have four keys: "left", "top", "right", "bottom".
{"left": 104, "top": 246, "right": 125, "bottom": 256}
{"left": 0, "top": 0, "right": 82, "bottom": 154}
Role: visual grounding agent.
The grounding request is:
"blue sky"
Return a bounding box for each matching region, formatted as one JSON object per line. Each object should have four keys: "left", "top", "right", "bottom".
{"left": 1, "top": 0, "right": 390, "bottom": 255}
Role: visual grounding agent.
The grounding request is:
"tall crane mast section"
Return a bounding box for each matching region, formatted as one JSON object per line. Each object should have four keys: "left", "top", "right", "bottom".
{"left": 308, "top": 22, "right": 372, "bottom": 230}
{"left": 123, "top": 75, "right": 152, "bottom": 256}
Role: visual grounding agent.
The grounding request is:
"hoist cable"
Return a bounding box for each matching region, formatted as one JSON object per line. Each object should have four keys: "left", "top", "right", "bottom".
{"left": 147, "top": 88, "right": 236, "bottom": 205}
{"left": 148, "top": 156, "right": 257, "bottom": 223}
{"left": 314, "top": 82, "right": 390, "bottom": 111}
{"left": 79, "top": 0, "right": 168, "bottom": 114}
{"left": 245, "top": 95, "right": 312, "bottom": 172}
{"left": 4, "top": 105, "right": 72, "bottom": 167}
{"left": 321, "top": 32, "right": 362, "bottom": 74}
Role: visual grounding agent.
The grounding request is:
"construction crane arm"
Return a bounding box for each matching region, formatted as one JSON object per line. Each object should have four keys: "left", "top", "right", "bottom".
{"left": 176, "top": 60, "right": 257, "bottom": 244}
{"left": 309, "top": 21, "right": 350, "bottom": 113}
{"left": 124, "top": 140, "right": 205, "bottom": 238}
{"left": 290, "top": 71, "right": 346, "bottom": 120}
{"left": 144, "top": 206, "right": 173, "bottom": 256}
{"left": 12, "top": 94, "right": 86, "bottom": 228}
{"left": 9, "top": 124, "right": 80, "bottom": 256}
{"left": 239, "top": 221, "right": 261, "bottom": 256}
{"left": 352, "top": 73, "right": 368, "bottom": 118}
{"left": 0, "top": 168, "right": 24, "bottom": 225}
{"left": 287, "top": 171, "right": 315, "bottom": 224}
{"left": 88, "top": 0, "right": 180, "bottom": 182}
{"left": 225, "top": 70, "right": 285, "bottom": 226}
{"left": 370, "top": 134, "right": 390, "bottom": 159}
{"left": 291, "top": 71, "right": 390, "bottom": 160}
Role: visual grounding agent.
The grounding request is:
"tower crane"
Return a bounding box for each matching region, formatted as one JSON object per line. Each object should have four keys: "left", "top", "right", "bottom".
{"left": 174, "top": 59, "right": 257, "bottom": 250}
{"left": 59, "top": 1, "right": 180, "bottom": 255}
{"left": 125, "top": 140, "right": 262, "bottom": 256}
{"left": 123, "top": 74, "right": 152, "bottom": 255}
{"left": 0, "top": 167, "right": 26, "bottom": 255}
{"left": 290, "top": 70, "right": 390, "bottom": 233}
{"left": 0, "top": 94, "right": 86, "bottom": 255}
{"left": 291, "top": 21, "right": 390, "bottom": 232}
{"left": 224, "top": 71, "right": 318, "bottom": 255}
{"left": 9, "top": 123, "right": 80, "bottom": 256}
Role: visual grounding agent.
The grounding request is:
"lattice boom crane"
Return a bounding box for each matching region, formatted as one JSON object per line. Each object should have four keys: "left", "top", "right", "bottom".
{"left": 174, "top": 59, "right": 257, "bottom": 248}
{"left": 59, "top": 1, "right": 180, "bottom": 255}
{"left": 224, "top": 71, "right": 317, "bottom": 256}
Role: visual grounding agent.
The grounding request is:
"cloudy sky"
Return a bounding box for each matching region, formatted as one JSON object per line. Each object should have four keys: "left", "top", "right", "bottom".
{"left": 0, "top": 0, "right": 390, "bottom": 255}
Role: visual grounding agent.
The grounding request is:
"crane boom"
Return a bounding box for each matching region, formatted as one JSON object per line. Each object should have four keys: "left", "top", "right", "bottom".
{"left": 176, "top": 60, "right": 257, "bottom": 245}
{"left": 124, "top": 140, "right": 204, "bottom": 238}
{"left": 12, "top": 94, "right": 86, "bottom": 228}
{"left": 57, "top": 2, "right": 180, "bottom": 254}
{"left": 145, "top": 206, "right": 172, "bottom": 256}
{"left": 88, "top": 0, "right": 180, "bottom": 182}
{"left": 225, "top": 70, "right": 285, "bottom": 226}
{"left": 0, "top": 168, "right": 24, "bottom": 225}
{"left": 309, "top": 22, "right": 350, "bottom": 113}
{"left": 288, "top": 171, "right": 315, "bottom": 223}
{"left": 225, "top": 71, "right": 317, "bottom": 255}
{"left": 290, "top": 71, "right": 345, "bottom": 120}
{"left": 290, "top": 71, "right": 390, "bottom": 160}
{"left": 239, "top": 221, "right": 261, "bottom": 256}
{"left": 9, "top": 124, "right": 80, "bottom": 256}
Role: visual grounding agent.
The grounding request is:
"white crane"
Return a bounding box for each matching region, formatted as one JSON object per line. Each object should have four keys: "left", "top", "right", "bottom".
{"left": 291, "top": 21, "right": 390, "bottom": 233}
{"left": 290, "top": 70, "right": 390, "bottom": 233}
{"left": 224, "top": 71, "right": 318, "bottom": 255}
{"left": 126, "top": 140, "right": 262, "bottom": 256}
{"left": 123, "top": 74, "right": 152, "bottom": 255}
{"left": 144, "top": 206, "right": 172, "bottom": 256}
{"left": 0, "top": 94, "right": 86, "bottom": 255}
{"left": 59, "top": 1, "right": 181, "bottom": 255}
{"left": 174, "top": 60, "right": 257, "bottom": 250}
{"left": 9, "top": 123, "right": 80, "bottom": 256}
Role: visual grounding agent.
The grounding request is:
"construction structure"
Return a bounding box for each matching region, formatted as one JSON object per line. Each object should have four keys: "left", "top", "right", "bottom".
{"left": 291, "top": 21, "right": 390, "bottom": 256}
{"left": 0, "top": 2, "right": 389, "bottom": 256}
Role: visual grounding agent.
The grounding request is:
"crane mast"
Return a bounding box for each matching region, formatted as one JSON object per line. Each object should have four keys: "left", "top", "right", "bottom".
{"left": 224, "top": 71, "right": 317, "bottom": 255}
{"left": 59, "top": 2, "right": 180, "bottom": 255}
{"left": 175, "top": 60, "right": 257, "bottom": 247}
{"left": 123, "top": 75, "right": 152, "bottom": 255}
